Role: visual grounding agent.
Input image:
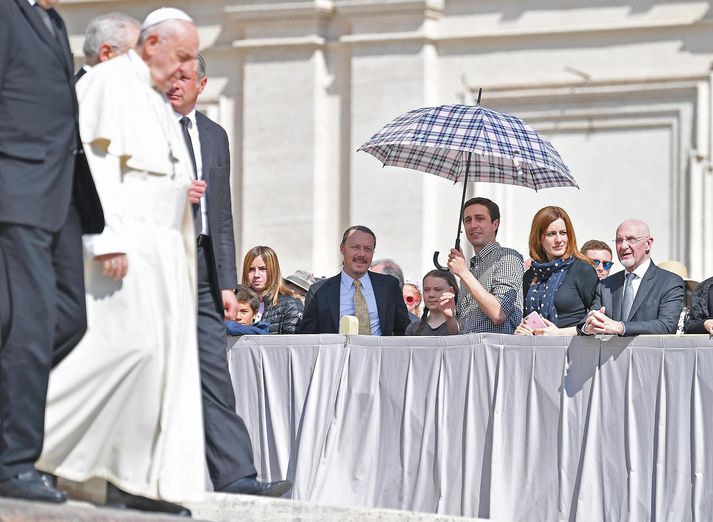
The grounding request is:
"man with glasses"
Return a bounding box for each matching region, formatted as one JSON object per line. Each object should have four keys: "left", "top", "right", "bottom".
{"left": 580, "top": 219, "right": 684, "bottom": 336}
{"left": 581, "top": 239, "right": 614, "bottom": 280}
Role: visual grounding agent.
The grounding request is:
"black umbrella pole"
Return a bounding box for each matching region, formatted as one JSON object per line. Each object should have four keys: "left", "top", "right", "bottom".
{"left": 433, "top": 152, "right": 471, "bottom": 271}
{"left": 454, "top": 152, "right": 471, "bottom": 249}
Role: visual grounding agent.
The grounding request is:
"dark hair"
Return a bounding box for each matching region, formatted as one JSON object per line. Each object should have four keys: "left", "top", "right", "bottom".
{"left": 370, "top": 258, "right": 404, "bottom": 287}
{"left": 580, "top": 239, "right": 612, "bottom": 256}
{"left": 234, "top": 284, "right": 259, "bottom": 313}
{"left": 463, "top": 197, "right": 500, "bottom": 222}
{"left": 340, "top": 225, "right": 376, "bottom": 247}
{"left": 415, "top": 270, "right": 459, "bottom": 335}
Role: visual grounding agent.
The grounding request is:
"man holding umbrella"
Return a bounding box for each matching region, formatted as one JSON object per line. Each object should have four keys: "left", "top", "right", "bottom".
{"left": 448, "top": 197, "right": 524, "bottom": 334}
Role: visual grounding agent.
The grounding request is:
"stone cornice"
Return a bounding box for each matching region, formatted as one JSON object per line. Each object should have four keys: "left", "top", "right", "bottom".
{"left": 224, "top": 1, "right": 335, "bottom": 22}
{"left": 232, "top": 35, "right": 326, "bottom": 50}
{"left": 470, "top": 75, "right": 706, "bottom": 102}
{"left": 334, "top": 0, "right": 443, "bottom": 18}
{"left": 437, "top": 16, "right": 713, "bottom": 45}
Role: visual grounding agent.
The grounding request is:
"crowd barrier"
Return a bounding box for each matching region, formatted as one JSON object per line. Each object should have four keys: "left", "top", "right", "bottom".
{"left": 228, "top": 333, "right": 713, "bottom": 521}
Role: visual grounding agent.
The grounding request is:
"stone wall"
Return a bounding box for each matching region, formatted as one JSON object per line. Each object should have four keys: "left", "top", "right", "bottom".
{"left": 59, "top": 0, "right": 713, "bottom": 281}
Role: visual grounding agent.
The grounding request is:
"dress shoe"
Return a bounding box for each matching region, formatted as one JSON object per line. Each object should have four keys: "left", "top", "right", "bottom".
{"left": 106, "top": 483, "right": 191, "bottom": 517}
{"left": 218, "top": 475, "right": 292, "bottom": 497}
{"left": 0, "top": 469, "right": 66, "bottom": 503}
{"left": 39, "top": 471, "right": 57, "bottom": 489}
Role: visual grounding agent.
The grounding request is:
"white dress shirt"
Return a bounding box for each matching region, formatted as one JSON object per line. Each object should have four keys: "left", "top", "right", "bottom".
{"left": 176, "top": 109, "right": 209, "bottom": 235}
{"left": 624, "top": 257, "right": 651, "bottom": 303}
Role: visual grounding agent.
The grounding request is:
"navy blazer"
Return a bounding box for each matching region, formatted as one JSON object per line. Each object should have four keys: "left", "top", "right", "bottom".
{"left": 583, "top": 261, "right": 684, "bottom": 336}
{"left": 299, "top": 271, "right": 410, "bottom": 335}
{"left": 196, "top": 111, "right": 238, "bottom": 294}
{"left": 0, "top": 1, "right": 102, "bottom": 233}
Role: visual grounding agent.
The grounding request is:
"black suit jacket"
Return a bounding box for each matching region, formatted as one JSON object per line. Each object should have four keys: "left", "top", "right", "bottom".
{"left": 583, "top": 261, "right": 684, "bottom": 336}
{"left": 196, "top": 111, "right": 238, "bottom": 295}
{"left": 299, "top": 271, "right": 410, "bottom": 335}
{"left": 0, "top": 1, "right": 102, "bottom": 233}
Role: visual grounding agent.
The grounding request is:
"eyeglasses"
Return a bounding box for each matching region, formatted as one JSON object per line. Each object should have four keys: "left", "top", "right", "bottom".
{"left": 592, "top": 259, "right": 614, "bottom": 270}
{"left": 613, "top": 236, "right": 648, "bottom": 246}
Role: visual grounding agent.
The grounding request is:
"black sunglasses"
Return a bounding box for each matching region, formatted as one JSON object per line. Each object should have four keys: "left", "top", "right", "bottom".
{"left": 592, "top": 259, "right": 614, "bottom": 270}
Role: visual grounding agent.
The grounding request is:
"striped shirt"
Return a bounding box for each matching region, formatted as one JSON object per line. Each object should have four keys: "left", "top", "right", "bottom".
{"left": 456, "top": 242, "right": 524, "bottom": 334}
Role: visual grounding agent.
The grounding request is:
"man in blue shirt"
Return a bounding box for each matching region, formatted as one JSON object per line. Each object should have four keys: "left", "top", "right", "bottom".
{"left": 299, "top": 225, "right": 410, "bottom": 335}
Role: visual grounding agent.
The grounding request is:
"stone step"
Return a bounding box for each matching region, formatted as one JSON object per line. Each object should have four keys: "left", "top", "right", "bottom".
{"left": 189, "top": 492, "right": 490, "bottom": 522}
{"left": 0, "top": 493, "right": 496, "bottom": 522}
{"left": 0, "top": 497, "right": 194, "bottom": 521}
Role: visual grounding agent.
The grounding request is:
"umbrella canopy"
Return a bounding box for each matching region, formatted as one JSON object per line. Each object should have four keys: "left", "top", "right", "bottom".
{"left": 358, "top": 104, "right": 578, "bottom": 191}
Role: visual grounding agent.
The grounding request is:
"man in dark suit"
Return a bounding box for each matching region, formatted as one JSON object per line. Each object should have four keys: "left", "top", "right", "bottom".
{"left": 0, "top": 0, "right": 102, "bottom": 503}
{"left": 300, "top": 225, "right": 411, "bottom": 335}
{"left": 581, "top": 219, "right": 684, "bottom": 336}
{"left": 168, "top": 55, "right": 291, "bottom": 497}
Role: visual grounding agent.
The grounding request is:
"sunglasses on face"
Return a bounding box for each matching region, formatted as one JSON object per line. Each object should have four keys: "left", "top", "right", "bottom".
{"left": 592, "top": 259, "right": 614, "bottom": 270}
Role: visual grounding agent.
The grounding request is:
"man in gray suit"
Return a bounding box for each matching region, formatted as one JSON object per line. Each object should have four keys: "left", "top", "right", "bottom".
{"left": 0, "top": 0, "right": 102, "bottom": 503}
{"left": 168, "top": 55, "right": 291, "bottom": 496}
{"left": 581, "top": 219, "right": 684, "bottom": 336}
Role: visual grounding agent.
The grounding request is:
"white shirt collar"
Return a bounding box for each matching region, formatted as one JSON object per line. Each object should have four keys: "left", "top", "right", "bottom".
{"left": 175, "top": 108, "right": 197, "bottom": 126}
{"left": 27, "top": 0, "right": 37, "bottom": 6}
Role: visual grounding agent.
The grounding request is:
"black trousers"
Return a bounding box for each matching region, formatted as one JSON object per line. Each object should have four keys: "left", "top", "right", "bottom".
{"left": 0, "top": 205, "right": 85, "bottom": 480}
{"left": 197, "top": 240, "right": 256, "bottom": 489}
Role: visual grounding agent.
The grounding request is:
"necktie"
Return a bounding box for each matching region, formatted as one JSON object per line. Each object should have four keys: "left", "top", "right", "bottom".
{"left": 621, "top": 272, "right": 637, "bottom": 321}
{"left": 34, "top": 5, "right": 56, "bottom": 37}
{"left": 353, "top": 280, "right": 371, "bottom": 335}
{"left": 179, "top": 116, "right": 198, "bottom": 177}
{"left": 179, "top": 116, "right": 203, "bottom": 236}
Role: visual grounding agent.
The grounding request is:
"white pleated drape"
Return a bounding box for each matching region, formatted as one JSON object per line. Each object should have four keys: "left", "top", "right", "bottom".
{"left": 229, "top": 334, "right": 713, "bottom": 521}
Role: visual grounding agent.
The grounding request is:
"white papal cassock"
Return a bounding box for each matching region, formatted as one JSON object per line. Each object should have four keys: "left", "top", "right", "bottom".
{"left": 37, "top": 50, "right": 204, "bottom": 504}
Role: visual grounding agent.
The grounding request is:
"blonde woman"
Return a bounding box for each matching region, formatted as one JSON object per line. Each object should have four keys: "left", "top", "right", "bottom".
{"left": 241, "top": 246, "right": 303, "bottom": 334}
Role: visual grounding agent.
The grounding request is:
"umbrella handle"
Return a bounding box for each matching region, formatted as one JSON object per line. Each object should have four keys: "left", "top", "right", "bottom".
{"left": 433, "top": 251, "right": 449, "bottom": 271}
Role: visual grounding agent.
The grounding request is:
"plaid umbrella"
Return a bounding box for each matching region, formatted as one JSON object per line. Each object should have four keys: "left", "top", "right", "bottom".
{"left": 358, "top": 104, "right": 577, "bottom": 190}
{"left": 358, "top": 103, "right": 578, "bottom": 269}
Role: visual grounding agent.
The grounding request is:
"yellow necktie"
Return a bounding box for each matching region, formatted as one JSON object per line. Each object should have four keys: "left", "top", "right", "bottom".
{"left": 353, "top": 280, "right": 371, "bottom": 335}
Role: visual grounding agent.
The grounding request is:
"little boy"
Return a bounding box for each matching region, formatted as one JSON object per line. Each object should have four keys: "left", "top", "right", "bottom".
{"left": 225, "top": 285, "right": 269, "bottom": 336}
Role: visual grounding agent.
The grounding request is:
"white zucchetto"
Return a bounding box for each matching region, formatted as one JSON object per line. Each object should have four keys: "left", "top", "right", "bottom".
{"left": 141, "top": 7, "right": 193, "bottom": 30}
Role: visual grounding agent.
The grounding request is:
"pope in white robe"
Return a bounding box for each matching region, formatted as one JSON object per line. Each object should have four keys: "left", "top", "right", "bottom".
{"left": 36, "top": 24, "right": 205, "bottom": 506}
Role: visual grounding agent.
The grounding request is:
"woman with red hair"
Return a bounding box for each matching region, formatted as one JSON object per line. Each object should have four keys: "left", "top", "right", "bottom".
{"left": 515, "top": 206, "right": 598, "bottom": 336}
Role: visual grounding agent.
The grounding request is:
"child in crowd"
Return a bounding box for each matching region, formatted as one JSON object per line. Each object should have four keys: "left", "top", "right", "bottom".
{"left": 402, "top": 281, "right": 423, "bottom": 318}
{"left": 226, "top": 285, "right": 269, "bottom": 336}
{"left": 405, "top": 270, "right": 459, "bottom": 336}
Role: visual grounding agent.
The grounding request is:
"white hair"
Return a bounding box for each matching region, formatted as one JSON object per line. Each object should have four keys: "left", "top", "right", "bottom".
{"left": 83, "top": 12, "right": 140, "bottom": 65}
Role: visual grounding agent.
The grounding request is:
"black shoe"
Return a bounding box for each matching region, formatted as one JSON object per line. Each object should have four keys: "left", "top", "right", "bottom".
{"left": 106, "top": 483, "right": 191, "bottom": 517}
{"left": 218, "top": 476, "right": 292, "bottom": 497}
{"left": 39, "top": 471, "right": 57, "bottom": 489}
{"left": 0, "top": 469, "right": 66, "bottom": 503}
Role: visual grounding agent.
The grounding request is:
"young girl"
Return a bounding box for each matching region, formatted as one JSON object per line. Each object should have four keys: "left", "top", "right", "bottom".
{"left": 405, "top": 270, "right": 459, "bottom": 336}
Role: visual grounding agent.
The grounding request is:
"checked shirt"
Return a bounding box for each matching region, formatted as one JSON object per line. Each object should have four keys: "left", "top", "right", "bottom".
{"left": 456, "top": 242, "right": 524, "bottom": 334}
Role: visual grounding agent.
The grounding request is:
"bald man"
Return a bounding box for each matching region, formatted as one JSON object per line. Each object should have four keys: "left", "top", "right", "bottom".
{"left": 580, "top": 219, "right": 684, "bottom": 336}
